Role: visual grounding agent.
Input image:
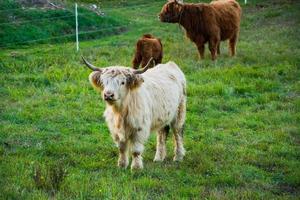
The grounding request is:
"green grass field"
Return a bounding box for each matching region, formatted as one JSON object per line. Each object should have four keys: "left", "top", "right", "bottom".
{"left": 0, "top": 0, "right": 299, "bottom": 199}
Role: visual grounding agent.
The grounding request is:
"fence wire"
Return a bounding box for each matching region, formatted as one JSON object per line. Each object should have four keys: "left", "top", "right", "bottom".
{"left": 0, "top": 25, "right": 128, "bottom": 48}
{"left": 0, "top": 1, "right": 163, "bottom": 49}
{"left": 0, "top": 14, "right": 75, "bottom": 26}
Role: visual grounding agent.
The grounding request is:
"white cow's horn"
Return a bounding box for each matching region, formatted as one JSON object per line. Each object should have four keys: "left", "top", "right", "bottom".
{"left": 81, "top": 56, "right": 102, "bottom": 72}
{"left": 133, "top": 57, "right": 155, "bottom": 74}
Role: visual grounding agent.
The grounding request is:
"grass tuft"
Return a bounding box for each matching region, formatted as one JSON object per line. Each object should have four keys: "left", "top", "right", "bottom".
{"left": 32, "top": 161, "right": 68, "bottom": 196}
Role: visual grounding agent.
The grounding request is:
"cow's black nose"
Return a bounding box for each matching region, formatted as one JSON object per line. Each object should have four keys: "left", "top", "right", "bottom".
{"left": 104, "top": 92, "right": 114, "bottom": 100}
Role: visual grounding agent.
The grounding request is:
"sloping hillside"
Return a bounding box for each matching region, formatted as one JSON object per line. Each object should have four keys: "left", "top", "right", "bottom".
{"left": 0, "top": 0, "right": 128, "bottom": 47}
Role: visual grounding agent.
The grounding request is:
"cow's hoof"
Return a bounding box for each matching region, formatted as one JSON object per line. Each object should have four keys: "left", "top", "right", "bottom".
{"left": 173, "top": 155, "right": 184, "bottom": 162}
{"left": 118, "top": 158, "right": 128, "bottom": 168}
{"left": 173, "top": 152, "right": 185, "bottom": 162}
{"left": 153, "top": 157, "right": 164, "bottom": 162}
{"left": 131, "top": 164, "right": 143, "bottom": 170}
{"left": 153, "top": 155, "right": 165, "bottom": 162}
{"left": 131, "top": 157, "right": 143, "bottom": 170}
{"left": 173, "top": 148, "right": 185, "bottom": 161}
{"left": 153, "top": 150, "right": 166, "bottom": 162}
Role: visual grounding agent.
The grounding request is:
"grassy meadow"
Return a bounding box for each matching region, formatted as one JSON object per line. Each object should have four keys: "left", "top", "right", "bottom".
{"left": 0, "top": 0, "right": 299, "bottom": 199}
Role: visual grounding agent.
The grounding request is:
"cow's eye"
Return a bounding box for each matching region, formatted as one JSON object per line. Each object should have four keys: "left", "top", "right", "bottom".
{"left": 121, "top": 81, "right": 125, "bottom": 85}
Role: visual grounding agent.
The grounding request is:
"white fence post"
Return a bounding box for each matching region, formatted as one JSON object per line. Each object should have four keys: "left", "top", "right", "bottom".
{"left": 75, "top": 3, "right": 79, "bottom": 51}
{"left": 245, "top": 0, "right": 247, "bottom": 4}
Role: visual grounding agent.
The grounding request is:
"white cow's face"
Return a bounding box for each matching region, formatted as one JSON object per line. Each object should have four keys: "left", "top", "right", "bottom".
{"left": 82, "top": 56, "right": 153, "bottom": 105}
{"left": 89, "top": 67, "right": 144, "bottom": 105}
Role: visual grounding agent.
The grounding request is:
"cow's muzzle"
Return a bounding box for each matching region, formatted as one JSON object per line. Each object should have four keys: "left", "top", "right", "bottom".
{"left": 104, "top": 92, "right": 115, "bottom": 101}
{"left": 158, "top": 14, "right": 166, "bottom": 22}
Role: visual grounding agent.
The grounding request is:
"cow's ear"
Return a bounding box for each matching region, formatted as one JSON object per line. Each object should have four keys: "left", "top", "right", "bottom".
{"left": 127, "top": 74, "right": 144, "bottom": 89}
{"left": 89, "top": 71, "right": 103, "bottom": 91}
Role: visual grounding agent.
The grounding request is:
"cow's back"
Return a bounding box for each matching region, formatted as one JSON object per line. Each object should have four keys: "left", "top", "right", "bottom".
{"left": 139, "top": 38, "right": 162, "bottom": 59}
{"left": 144, "top": 61, "right": 185, "bottom": 91}
{"left": 142, "top": 62, "right": 186, "bottom": 130}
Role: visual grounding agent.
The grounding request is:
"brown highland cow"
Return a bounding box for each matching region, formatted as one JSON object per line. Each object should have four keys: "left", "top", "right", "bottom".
{"left": 132, "top": 34, "right": 163, "bottom": 69}
{"left": 159, "top": 0, "right": 242, "bottom": 60}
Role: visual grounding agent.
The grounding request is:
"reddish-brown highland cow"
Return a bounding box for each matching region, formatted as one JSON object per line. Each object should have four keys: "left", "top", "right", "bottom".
{"left": 132, "top": 34, "right": 163, "bottom": 69}
{"left": 159, "top": 0, "right": 242, "bottom": 60}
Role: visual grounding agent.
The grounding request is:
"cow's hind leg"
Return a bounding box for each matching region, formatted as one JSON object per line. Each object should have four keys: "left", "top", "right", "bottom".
{"left": 229, "top": 33, "right": 238, "bottom": 56}
{"left": 154, "top": 126, "right": 169, "bottom": 162}
{"left": 171, "top": 97, "right": 186, "bottom": 161}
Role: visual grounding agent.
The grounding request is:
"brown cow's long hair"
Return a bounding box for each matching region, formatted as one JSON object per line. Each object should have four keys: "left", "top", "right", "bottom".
{"left": 159, "top": 0, "right": 185, "bottom": 23}
{"left": 132, "top": 34, "right": 163, "bottom": 69}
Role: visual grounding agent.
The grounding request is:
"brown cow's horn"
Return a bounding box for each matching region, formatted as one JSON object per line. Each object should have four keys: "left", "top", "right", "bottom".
{"left": 81, "top": 56, "right": 102, "bottom": 72}
{"left": 133, "top": 57, "right": 154, "bottom": 74}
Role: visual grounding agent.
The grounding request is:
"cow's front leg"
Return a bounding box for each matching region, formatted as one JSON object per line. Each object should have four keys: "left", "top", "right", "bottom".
{"left": 117, "top": 140, "right": 129, "bottom": 168}
{"left": 196, "top": 43, "right": 205, "bottom": 59}
{"left": 130, "top": 129, "right": 150, "bottom": 170}
{"left": 131, "top": 141, "right": 144, "bottom": 170}
{"left": 195, "top": 36, "right": 205, "bottom": 59}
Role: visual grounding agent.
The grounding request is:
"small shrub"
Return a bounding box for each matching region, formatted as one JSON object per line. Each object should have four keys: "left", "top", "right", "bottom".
{"left": 32, "top": 161, "right": 67, "bottom": 196}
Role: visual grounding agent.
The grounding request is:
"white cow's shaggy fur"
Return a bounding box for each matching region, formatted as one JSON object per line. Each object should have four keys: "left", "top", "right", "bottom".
{"left": 88, "top": 61, "right": 186, "bottom": 170}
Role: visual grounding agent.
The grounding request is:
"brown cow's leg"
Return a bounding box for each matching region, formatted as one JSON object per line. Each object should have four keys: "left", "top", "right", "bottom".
{"left": 195, "top": 36, "right": 206, "bottom": 59}
{"left": 132, "top": 53, "right": 142, "bottom": 69}
{"left": 209, "top": 39, "right": 219, "bottom": 61}
{"left": 156, "top": 53, "right": 163, "bottom": 64}
{"left": 229, "top": 33, "right": 238, "bottom": 56}
{"left": 155, "top": 59, "right": 161, "bottom": 66}
{"left": 196, "top": 43, "right": 205, "bottom": 59}
{"left": 217, "top": 43, "right": 221, "bottom": 55}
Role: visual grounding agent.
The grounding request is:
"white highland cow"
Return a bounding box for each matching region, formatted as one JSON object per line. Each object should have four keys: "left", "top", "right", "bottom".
{"left": 82, "top": 56, "right": 186, "bottom": 170}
